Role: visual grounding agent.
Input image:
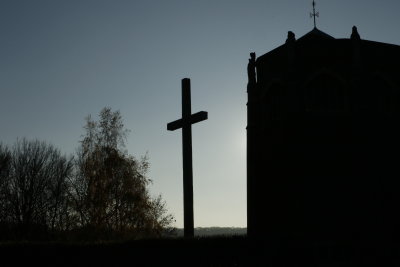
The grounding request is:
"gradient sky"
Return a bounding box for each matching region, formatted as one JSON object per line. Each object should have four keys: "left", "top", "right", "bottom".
{"left": 1, "top": 0, "right": 400, "bottom": 228}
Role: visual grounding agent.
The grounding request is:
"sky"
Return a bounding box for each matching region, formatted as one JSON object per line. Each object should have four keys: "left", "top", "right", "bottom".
{"left": 1, "top": 0, "right": 400, "bottom": 228}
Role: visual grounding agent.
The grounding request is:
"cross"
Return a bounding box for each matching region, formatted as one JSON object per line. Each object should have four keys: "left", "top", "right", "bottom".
{"left": 310, "top": 0, "right": 319, "bottom": 28}
{"left": 167, "top": 78, "right": 208, "bottom": 238}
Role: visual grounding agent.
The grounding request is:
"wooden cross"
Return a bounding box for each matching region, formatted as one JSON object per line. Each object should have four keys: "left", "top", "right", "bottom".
{"left": 167, "top": 78, "right": 208, "bottom": 238}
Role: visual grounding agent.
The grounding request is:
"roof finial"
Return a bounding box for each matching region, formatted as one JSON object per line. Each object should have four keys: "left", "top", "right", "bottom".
{"left": 351, "top": 26, "right": 361, "bottom": 40}
{"left": 310, "top": 0, "right": 319, "bottom": 29}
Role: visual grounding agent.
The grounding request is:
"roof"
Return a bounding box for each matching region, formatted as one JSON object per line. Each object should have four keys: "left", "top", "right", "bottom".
{"left": 254, "top": 26, "right": 400, "bottom": 83}
{"left": 257, "top": 27, "right": 335, "bottom": 62}
{"left": 297, "top": 27, "right": 335, "bottom": 41}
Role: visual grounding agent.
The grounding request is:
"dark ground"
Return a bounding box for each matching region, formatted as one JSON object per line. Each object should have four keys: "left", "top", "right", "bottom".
{"left": 1, "top": 236, "right": 399, "bottom": 266}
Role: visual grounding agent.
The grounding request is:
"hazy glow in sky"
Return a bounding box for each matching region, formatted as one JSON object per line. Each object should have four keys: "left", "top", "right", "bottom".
{"left": 1, "top": 0, "right": 400, "bottom": 227}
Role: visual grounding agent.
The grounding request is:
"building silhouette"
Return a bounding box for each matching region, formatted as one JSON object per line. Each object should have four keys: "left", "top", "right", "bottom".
{"left": 247, "top": 26, "right": 400, "bottom": 244}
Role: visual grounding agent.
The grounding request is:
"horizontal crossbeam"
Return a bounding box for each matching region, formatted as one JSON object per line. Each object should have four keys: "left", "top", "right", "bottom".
{"left": 167, "top": 111, "right": 208, "bottom": 131}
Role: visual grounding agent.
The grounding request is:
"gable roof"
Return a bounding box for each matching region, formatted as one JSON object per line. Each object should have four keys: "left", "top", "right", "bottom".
{"left": 297, "top": 27, "right": 335, "bottom": 41}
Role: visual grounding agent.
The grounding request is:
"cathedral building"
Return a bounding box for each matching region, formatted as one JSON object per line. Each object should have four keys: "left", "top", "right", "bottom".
{"left": 246, "top": 25, "right": 400, "bottom": 244}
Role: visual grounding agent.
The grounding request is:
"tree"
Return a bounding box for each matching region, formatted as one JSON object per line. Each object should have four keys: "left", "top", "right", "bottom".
{"left": 70, "top": 107, "right": 174, "bottom": 239}
{"left": 0, "top": 139, "right": 73, "bottom": 239}
{"left": 0, "top": 144, "right": 11, "bottom": 224}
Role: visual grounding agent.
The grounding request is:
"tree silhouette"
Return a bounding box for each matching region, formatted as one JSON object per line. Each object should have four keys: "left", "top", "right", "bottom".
{"left": 0, "top": 139, "right": 73, "bottom": 239}
{"left": 0, "top": 144, "right": 11, "bottom": 232}
{"left": 70, "top": 107, "right": 174, "bottom": 239}
{"left": 0, "top": 108, "right": 174, "bottom": 241}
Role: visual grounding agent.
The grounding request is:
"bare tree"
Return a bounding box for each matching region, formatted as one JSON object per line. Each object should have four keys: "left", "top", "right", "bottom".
{"left": 0, "top": 144, "right": 11, "bottom": 224}
{"left": 2, "top": 139, "right": 73, "bottom": 238}
{"left": 46, "top": 153, "right": 74, "bottom": 232}
{"left": 1, "top": 109, "right": 174, "bottom": 241}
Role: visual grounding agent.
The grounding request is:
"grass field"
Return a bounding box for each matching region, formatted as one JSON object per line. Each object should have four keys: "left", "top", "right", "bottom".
{"left": 1, "top": 236, "right": 399, "bottom": 266}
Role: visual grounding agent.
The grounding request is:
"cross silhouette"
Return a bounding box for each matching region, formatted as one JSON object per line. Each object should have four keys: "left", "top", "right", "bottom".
{"left": 310, "top": 0, "right": 319, "bottom": 28}
{"left": 167, "top": 78, "right": 208, "bottom": 238}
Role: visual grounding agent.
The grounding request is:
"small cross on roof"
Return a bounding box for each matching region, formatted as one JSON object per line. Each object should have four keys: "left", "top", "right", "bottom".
{"left": 310, "top": 0, "right": 319, "bottom": 28}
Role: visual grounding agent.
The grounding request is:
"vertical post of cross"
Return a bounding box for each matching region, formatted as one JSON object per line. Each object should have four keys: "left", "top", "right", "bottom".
{"left": 181, "top": 78, "right": 194, "bottom": 238}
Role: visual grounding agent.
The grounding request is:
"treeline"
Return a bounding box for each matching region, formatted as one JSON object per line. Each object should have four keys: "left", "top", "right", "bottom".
{"left": 0, "top": 108, "right": 174, "bottom": 241}
{"left": 175, "top": 227, "right": 247, "bottom": 237}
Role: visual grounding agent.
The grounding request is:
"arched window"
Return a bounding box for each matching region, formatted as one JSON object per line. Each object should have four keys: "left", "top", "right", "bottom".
{"left": 304, "top": 73, "right": 346, "bottom": 113}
